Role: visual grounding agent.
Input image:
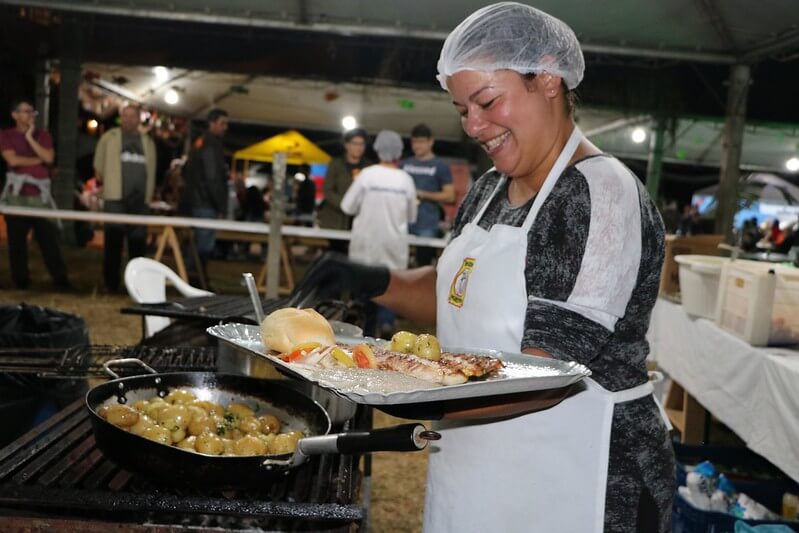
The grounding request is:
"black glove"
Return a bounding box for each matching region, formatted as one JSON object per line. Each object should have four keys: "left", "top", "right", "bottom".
{"left": 291, "top": 252, "right": 391, "bottom": 304}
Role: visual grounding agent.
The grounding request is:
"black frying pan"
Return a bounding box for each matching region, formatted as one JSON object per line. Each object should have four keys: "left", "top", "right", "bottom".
{"left": 86, "top": 359, "right": 438, "bottom": 488}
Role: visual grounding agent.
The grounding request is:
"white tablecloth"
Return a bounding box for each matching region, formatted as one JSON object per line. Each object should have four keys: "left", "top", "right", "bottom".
{"left": 647, "top": 298, "right": 799, "bottom": 482}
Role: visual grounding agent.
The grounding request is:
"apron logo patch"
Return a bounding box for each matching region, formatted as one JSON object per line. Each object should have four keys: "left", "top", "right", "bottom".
{"left": 448, "top": 257, "right": 475, "bottom": 308}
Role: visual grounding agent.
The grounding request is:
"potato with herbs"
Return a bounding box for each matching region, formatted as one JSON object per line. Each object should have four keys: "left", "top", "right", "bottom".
{"left": 390, "top": 330, "right": 418, "bottom": 353}
{"left": 103, "top": 404, "right": 140, "bottom": 427}
{"left": 414, "top": 333, "right": 442, "bottom": 361}
{"left": 98, "top": 390, "right": 304, "bottom": 457}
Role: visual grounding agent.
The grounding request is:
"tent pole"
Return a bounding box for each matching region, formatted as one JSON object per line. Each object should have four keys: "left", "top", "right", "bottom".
{"left": 645, "top": 116, "right": 666, "bottom": 204}
{"left": 715, "top": 64, "right": 751, "bottom": 242}
{"left": 266, "top": 151, "right": 287, "bottom": 298}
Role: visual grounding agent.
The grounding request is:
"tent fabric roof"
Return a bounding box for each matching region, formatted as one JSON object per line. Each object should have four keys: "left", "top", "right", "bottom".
{"left": 233, "top": 130, "right": 331, "bottom": 165}
{"left": 11, "top": 0, "right": 799, "bottom": 63}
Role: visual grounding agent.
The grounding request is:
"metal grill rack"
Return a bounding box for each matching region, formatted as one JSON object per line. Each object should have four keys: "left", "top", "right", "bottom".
{"left": 0, "top": 344, "right": 218, "bottom": 379}
{"left": 0, "top": 399, "right": 367, "bottom": 531}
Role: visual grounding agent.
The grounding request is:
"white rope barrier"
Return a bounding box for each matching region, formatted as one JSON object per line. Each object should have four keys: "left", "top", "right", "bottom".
{"left": 0, "top": 206, "right": 448, "bottom": 248}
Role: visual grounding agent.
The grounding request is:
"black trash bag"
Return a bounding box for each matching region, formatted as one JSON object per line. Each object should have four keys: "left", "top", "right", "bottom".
{"left": 0, "top": 304, "right": 90, "bottom": 447}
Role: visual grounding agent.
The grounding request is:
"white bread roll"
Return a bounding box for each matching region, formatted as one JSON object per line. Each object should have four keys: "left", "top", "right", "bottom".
{"left": 260, "top": 308, "right": 336, "bottom": 353}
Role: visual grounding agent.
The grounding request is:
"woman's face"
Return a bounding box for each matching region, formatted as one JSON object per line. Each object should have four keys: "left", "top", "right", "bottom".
{"left": 447, "top": 69, "right": 558, "bottom": 181}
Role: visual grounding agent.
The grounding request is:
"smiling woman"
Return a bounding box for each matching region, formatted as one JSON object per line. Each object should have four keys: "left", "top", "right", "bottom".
{"left": 285, "top": 3, "right": 675, "bottom": 532}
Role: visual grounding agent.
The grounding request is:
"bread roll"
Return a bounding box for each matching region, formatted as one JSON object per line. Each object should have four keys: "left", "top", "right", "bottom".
{"left": 260, "top": 308, "right": 336, "bottom": 353}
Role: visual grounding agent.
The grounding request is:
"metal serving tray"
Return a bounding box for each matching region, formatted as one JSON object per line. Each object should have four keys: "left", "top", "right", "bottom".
{"left": 208, "top": 323, "right": 591, "bottom": 405}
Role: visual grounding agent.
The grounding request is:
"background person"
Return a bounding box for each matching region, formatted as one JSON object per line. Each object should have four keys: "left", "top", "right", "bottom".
{"left": 180, "top": 108, "right": 229, "bottom": 287}
{"left": 0, "top": 99, "right": 71, "bottom": 290}
{"left": 341, "top": 129, "right": 417, "bottom": 336}
{"left": 317, "top": 128, "right": 370, "bottom": 253}
{"left": 401, "top": 123, "right": 454, "bottom": 266}
{"left": 293, "top": 3, "right": 674, "bottom": 532}
{"left": 93, "top": 103, "right": 156, "bottom": 292}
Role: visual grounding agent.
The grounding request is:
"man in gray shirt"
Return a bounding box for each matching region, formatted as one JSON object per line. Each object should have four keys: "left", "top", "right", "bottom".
{"left": 93, "top": 104, "right": 156, "bottom": 292}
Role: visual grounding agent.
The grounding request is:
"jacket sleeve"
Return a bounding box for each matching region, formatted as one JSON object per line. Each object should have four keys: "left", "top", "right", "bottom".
{"left": 201, "top": 146, "right": 225, "bottom": 214}
{"left": 323, "top": 159, "right": 347, "bottom": 210}
{"left": 93, "top": 133, "right": 107, "bottom": 178}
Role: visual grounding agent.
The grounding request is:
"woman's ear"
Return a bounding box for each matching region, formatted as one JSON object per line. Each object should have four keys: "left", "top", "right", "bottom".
{"left": 541, "top": 73, "right": 563, "bottom": 99}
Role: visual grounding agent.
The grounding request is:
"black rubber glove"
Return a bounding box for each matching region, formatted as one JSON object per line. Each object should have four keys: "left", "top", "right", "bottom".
{"left": 291, "top": 252, "right": 391, "bottom": 304}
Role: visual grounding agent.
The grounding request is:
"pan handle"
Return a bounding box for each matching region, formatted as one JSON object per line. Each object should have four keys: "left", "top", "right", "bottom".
{"left": 102, "top": 358, "right": 158, "bottom": 379}
{"left": 302, "top": 423, "right": 440, "bottom": 456}
{"left": 261, "top": 423, "right": 440, "bottom": 469}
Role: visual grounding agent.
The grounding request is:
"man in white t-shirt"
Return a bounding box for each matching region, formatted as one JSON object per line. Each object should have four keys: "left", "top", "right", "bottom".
{"left": 342, "top": 130, "right": 416, "bottom": 335}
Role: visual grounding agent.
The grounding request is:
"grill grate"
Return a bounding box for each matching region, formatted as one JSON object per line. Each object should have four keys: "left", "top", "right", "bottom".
{"left": 121, "top": 295, "right": 290, "bottom": 323}
{"left": 0, "top": 345, "right": 217, "bottom": 378}
{"left": 0, "top": 399, "right": 365, "bottom": 530}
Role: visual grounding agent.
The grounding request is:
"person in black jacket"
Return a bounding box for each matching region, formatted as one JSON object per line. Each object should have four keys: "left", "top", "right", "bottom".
{"left": 181, "top": 108, "right": 229, "bottom": 286}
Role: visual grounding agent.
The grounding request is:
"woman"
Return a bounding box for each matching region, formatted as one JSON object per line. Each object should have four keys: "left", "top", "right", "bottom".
{"left": 297, "top": 3, "right": 674, "bottom": 531}
{"left": 317, "top": 128, "right": 370, "bottom": 253}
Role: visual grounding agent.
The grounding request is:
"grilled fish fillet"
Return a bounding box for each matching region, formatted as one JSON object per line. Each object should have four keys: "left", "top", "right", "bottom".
{"left": 286, "top": 344, "right": 504, "bottom": 386}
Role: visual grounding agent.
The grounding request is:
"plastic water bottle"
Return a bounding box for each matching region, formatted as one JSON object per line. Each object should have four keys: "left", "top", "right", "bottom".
{"left": 710, "top": 474, "right": 737, "bottom": 513}
{"left": 686, "top": 472, "right": 712, "bottom": 510}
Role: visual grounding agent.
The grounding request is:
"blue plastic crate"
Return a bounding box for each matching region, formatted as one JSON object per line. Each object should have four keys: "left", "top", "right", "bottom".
{"left": 673, "top": 490, "right": 799, "bottom": 533}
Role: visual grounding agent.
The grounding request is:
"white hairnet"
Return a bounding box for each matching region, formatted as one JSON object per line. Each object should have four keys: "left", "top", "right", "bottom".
{"left": 373, "top": 130, "right": 404, "bottom": 161}
{"left": 436, "top": 2, "right": 585, "bottom": 91}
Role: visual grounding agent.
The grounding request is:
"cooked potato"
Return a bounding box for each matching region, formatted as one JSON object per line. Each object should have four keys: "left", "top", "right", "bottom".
{"left": 187, "top": 405, "right": 207, "bottom": 422}
{"left": 96, "top": 405, "right": 110, "bottom": 419}
{"left": 258, "top": 414, "right": 281, "bottom": 434}
{"left": 131, "top": 400, "right": 149, "bottom": 412}
{"left": 226, "top": 403, "right": 255, "bottom": 419}
{"left": 414, "top": 333, "right": 441, "bottom": 361}
{"left": 270, "top": 432, "right": 302, "bottom": 455}
{"left": 188, "top": 414, "right": 215, "bottom": 436}
{"left": 129, "top": 414, "right": 155, "bottom": 436}
{"left": 390, "top": 330, "right": 418, "bottom": 353}
{"left": 144, "top": 401, "right": 169, "bottom": 420}
{"left": 192, "top": 400, "right": 224, "bottom": 417}
{"left": 105, "top": 404, "right": 140, "bottom": 428}
{"left": 195, "top": 433, "right": 225, "bottom": 455}
{"left": 232, "top": 435, "right": 268, "bottom": 456}
{"left": 176, "top": 435, "right": 197, "bottom": 452}
{"left": 238, "top": 416, "right": 261, "bottom": 435}
{"left": 142, "top": 425, "right": 171, "bottom": 445}
{"left": 157, "top": 404, "right": 190, "bottom": 431}
{"left": 165, "top": 389, "right": 196, "bottom": 405}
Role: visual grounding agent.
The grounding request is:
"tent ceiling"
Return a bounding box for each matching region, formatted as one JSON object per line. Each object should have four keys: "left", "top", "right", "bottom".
{"left": 84, "top": 63, "right": 799, "bottom": 173}
{"left": 10, "top": 0, "right": 799, "bottom": 63}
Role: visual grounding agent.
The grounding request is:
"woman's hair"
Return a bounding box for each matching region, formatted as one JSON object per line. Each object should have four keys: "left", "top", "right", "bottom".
{"left": 437, "top": 2, "right": 584, "bottom": 92}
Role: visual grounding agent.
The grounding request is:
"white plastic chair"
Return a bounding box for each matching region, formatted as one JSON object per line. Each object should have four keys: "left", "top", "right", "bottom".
{"left": 124, "top": 257, "right": 213, "bottom": 337}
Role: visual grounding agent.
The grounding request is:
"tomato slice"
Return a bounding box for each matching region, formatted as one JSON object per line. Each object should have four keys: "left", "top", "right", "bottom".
{"left": 352, "top": 344, "right": 377, "bottom": 369}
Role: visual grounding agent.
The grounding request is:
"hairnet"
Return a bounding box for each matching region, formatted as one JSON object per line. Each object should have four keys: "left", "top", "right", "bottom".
{"left": 436, "top": 2, "right": 584, "bottom": 91}
{"left": 373, "top": 130, "right": 404, "bottom": 161}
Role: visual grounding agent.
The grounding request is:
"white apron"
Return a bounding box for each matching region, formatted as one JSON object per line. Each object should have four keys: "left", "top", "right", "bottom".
{"left": 425, "top": 127, "right": 657, "bottom": 533}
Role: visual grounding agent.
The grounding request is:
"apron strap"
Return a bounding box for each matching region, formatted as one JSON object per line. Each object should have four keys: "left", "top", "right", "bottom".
{"left": 472, "top": 174, "right": 506, "bottom": 225}
{"left": 520, "top": 126, "right": 584, "bottom": 233}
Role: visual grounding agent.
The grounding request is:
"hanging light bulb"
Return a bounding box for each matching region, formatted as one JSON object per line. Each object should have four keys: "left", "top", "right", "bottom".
{"left": 341, "top": 115, "right": 357, "bottom": 130}
{"left": 631, "top": 127, "right": 647, "bottom": 144}
{"left": 153, "top": 66, "right": 169, "bottom": 82}
{"left": 164, "top": 89, "right": 179, "bottom": 105}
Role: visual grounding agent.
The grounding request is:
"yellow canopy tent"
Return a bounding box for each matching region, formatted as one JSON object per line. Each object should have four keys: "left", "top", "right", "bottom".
{"left": 233, "top": 130, "right": 331, "bottom": 177}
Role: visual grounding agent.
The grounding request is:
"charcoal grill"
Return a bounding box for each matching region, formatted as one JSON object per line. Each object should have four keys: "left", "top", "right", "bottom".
{"left": 0, "top": 344, "right": 217, "bottom": 378}
{"left": 0, "top": 398, "right": 368, "bottom": 530}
